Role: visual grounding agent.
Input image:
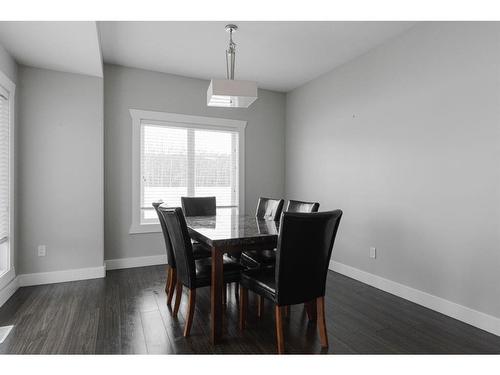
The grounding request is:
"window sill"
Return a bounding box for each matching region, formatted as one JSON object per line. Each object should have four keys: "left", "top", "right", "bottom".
{"left": 129, "top": 223, "right": 161, "bottom": 235}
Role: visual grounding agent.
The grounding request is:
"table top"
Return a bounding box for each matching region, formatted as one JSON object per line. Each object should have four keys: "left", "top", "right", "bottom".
{"left": 185, "top": 213, "right": 279, "bottom": 250}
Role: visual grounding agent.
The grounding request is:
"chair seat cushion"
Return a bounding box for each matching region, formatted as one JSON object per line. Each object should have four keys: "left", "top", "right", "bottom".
{"left": 192, "top": 242, "right": 211, "bottom": 260}
{"left": 240, "top": 267, "right": 277, "bottom": 302}
{"left": 194, "top": 256, "right": 244, "bottom": 288}
{"left": 241, "top": 249, "right": 276, "bottom": 268}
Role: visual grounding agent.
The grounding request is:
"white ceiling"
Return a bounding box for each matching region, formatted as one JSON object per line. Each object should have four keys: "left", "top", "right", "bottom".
{"left": 0, "top": 21, "right": 416, "bottom": 92}
{"left": 98, "top": 21, "right": 416, "bottom": 92}
{"left": 0, "top": 21, "right": 103, "bottom": 77}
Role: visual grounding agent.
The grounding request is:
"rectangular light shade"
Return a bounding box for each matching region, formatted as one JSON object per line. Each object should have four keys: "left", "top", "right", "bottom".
{"left": 207, "top": 79, "right": 258, "bottom": 108}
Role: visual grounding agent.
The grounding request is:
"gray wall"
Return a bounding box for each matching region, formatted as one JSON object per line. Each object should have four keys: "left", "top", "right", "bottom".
{"left": 104, "top": 64, "right": 286, "bottom": 261}
{"left": 286, "top": 22, "right": 500, "bottom": 318}
{"left": 18, "top": 66, "right": 104, "bottom": 274}
{"left": 0, "top": 44, "right": 17, "bottom": 83}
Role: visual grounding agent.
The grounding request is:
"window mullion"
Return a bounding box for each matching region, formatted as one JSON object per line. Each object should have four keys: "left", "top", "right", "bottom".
{"left": 139, "top": 123, "right": 146, "bottom": 221}
{"left": 187, "top": 128, "right": 195, "bottom": 196}
{"left": 230, "top": 133, "right": 237, "bottom": 207}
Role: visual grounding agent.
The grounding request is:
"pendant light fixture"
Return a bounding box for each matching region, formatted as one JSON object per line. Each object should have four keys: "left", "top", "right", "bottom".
{"left": 207, "top": 24, "right": 258, "bottom": 108}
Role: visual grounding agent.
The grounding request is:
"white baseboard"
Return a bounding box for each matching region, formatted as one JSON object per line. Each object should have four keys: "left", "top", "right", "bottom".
{"left": 329, "top": 261, "right": 500, "bottom": 337}
{"left": 17, "top": 265, "right": 106, "bottom": 287}
{"left": 0, "top": 265, "right": 106, "bottom": 308}
{"left": 105, "top": 254, "right": 167, "bottom": 270}
{"left": 0, "top": 275, "right": 19, "bottom": 308}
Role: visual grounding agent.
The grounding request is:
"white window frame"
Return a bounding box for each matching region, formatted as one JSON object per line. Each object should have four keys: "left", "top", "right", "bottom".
{"left": 130, "top": 109, "right": 246, "bottom": 234}
{"left": 0, "top": 70, "right": 15, "bottom": 291}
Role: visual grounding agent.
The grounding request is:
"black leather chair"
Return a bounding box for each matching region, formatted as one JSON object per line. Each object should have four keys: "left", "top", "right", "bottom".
{"left": 229, "top": 197, "right": 284, "bottom": 301}
{"left": 255, "top": 197, "right": 285, "bottom": 220}
{"left": 239, "top": 210, "right": 343, "bottom": 354}
{"left": 180, "top": 196, "right": 216, "bottom": 250}
{"left": 152, "top": 202, "right": 211, "bottom": 308}
{"left": 181, "top": 196, "right": 216, "bottom": 217}
{"left": 180, "top": 196, "right": 238, "bottom": 302}
{"left": 285, "top": 199, "right": 320, "bottom": 213}
{"left": 241, "top": 199, "right": 317, "bottom": 269}
{"left": 240, "top": 198, "right": 284, "bottom": 269}
{"left": 159, "top": 206, "right": 244, "bottom": 337}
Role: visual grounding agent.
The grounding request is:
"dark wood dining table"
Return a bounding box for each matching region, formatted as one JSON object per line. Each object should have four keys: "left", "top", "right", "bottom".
{"left": 185, "top": 212, "right": 279, "bottom": 344}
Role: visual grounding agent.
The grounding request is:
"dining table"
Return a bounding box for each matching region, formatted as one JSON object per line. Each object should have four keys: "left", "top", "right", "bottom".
{"left": 185, "top": 211, "right": 279, "bottom": 344}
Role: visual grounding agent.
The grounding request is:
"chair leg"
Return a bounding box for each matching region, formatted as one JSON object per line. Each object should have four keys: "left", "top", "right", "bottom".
{"left": 274, "top": 305, "right": 285, "bottom": 354}
{"left": 223, "top": 284, "right": 227, "bottom": 305}
{"left": 173, "top": 281, "right": 183, "bottom": 317}
{"left": 284, "top": 305, "right": 290, "bottom": 318}
{"left": 165, "top": 265, "right": 171, "bottom": 294}
{"left": 167, "top": 269, "right": 177, "bottom": 307}
{"left": 305, "top": 300, "right": 317, "bottom": 322}
{"left": 317, "top": 296, "right": 328, "bottom": 348}
{"left": 183, "top": 289, "right": 196, "bottom": 337}
{"left": 257, "top": 295, "right": 264, "bottom": 318}
{"left": 234, "top": 282, "right": 239, "bottom": 302}
{"left": 239, "top": 285, "right": 248, "bottom": 331}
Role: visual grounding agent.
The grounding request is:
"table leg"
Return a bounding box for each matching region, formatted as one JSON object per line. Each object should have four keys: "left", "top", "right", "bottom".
{"left": 211, "top": 246, "right": 223, "bottom": 344}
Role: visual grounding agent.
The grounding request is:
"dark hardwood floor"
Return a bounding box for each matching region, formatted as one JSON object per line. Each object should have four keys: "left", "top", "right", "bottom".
{"left": 0, "top": 265, "right": 499, "bottom": 354}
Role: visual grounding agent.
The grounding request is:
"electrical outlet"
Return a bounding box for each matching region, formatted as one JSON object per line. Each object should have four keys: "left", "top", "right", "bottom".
{"left": 37, "top": 245, "right": 46, "bottom": 257}
{"left": 369, "top": 247, "right": 376, "bottom": 259}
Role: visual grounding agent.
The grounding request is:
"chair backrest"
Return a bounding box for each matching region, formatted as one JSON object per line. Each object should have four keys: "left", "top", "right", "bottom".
{"left": 255, "top": 197, "right": 284, "bottom": 221}
{"left": 285, "top": 199, "right": 320, "bottom": 213}
{"left": 158, "top": 206, "right": 196, "bottom": 288}
{"left": 275, "top": 210, "right": 343, "bottom": 306}
{"left": 152, "top": 202, "right": 176, "bottom": 268}
{"left": 181, "top": 196, "right": 217, "bottom": 217}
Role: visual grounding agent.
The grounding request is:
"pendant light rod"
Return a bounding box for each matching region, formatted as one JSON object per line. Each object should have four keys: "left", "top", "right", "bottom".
{"left": 225, "top": 24, "right": 237, "bottom": 80}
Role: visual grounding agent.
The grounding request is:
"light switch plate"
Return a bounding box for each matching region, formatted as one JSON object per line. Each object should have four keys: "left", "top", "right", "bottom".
{"left": 369, "top": 247, "right": 377, "bottom": 259}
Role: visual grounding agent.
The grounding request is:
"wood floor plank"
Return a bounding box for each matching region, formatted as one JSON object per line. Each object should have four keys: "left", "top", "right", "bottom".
{"left": 95, "top": 275, "right": 122, "bottom": 354}
{"left": 141, "top": 310, "right": 174, "bottom": 354}
{"left": 119, "top": 296, "right": 148, "bottom": 354}
{"left": 64, "top": 280, "right": 102, "bottom": 354}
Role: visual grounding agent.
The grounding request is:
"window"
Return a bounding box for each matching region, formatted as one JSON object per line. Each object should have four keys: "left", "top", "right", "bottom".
{"left": 0, "top": 71, "right": 14, "bottom": 287}
{"left": 141, "top": 124, "right": 239, "bottom": 222}
{"left": 130, "top": 110, "right": 246, "bottom": 233}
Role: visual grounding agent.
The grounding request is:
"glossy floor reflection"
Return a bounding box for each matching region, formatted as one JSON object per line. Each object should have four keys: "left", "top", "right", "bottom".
{"left": 0, "top": 265, "right": 499, "bottom": 354}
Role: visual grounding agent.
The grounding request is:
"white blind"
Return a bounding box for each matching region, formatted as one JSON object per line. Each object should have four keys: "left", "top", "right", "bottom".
{"left": 0, "top": 86, "right": 9, "bottom": 242}
{"left": 140, "top": 122, "right": 239, "bottom": 222}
